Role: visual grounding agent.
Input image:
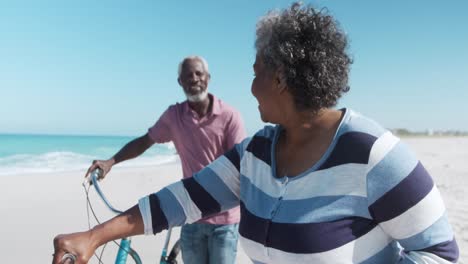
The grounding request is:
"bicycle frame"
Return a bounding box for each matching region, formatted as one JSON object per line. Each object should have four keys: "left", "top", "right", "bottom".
{"left": 115, "top": 237, "right": 142, "bottom": 264}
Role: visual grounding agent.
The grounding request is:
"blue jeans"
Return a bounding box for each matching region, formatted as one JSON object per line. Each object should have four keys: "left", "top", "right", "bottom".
{"left": 180, "top": 223, "right": 239, "bottom": 264}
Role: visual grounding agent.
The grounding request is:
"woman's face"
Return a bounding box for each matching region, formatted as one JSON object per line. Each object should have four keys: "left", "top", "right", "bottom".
{"left": 251, "top": 55, "right": 283, "bottom": 123}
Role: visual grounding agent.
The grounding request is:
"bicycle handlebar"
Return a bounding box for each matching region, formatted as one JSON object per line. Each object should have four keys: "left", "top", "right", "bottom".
{"left": 59, "top": 169, "right": 146, "bottom": 264}
{"left": 83, "top": 169, "right": 124, "bottom": 214}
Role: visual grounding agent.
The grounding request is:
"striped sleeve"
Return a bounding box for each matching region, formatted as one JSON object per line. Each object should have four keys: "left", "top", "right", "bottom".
{"left": 138, "top": 140, "right": 247, "bottom": 234}
{"left": 366, "top": 132, "right": 459, "bottom": 263}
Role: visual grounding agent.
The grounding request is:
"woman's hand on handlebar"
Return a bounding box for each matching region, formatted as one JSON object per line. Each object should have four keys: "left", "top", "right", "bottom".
{"left": 52, "top": 231, "right": 97, "bottom": 264}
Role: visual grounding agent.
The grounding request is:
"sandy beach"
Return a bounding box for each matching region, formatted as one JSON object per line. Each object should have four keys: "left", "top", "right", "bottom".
{"left": 1, "top": 137, "right": 466, "bottom": 263}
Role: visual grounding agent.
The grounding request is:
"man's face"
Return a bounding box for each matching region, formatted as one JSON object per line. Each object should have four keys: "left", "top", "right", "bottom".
{"left": 178, "top": 59, "right": 210, "bottom": 102}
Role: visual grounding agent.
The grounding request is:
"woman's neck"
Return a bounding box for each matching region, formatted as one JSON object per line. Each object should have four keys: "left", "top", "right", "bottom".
{"left": 280, "top": 109, "right": 344, "bottom": 146}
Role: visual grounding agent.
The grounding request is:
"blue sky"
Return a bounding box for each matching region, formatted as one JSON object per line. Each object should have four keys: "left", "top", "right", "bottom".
{"left": 1, "top": 0, "right": 467, "bottom": 136}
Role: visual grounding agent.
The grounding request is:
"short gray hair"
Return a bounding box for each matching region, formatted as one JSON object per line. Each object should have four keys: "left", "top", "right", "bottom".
{"left": 256, "top": 2, "right": 352, "bottom": 112}
{"left": 178, "top": 56, "right": 210, "bottom": 77}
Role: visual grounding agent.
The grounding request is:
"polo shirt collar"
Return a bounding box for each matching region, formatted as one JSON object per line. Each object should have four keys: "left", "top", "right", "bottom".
{"left": 210, "top": 93, "right": 222, "bottom": 116}
{"left": 183, "top": 93, "right": 221, "bottom": 116}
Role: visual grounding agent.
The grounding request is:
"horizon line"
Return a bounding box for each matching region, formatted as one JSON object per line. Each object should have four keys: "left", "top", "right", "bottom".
{"left": 2, "top": 129, "right": 468, "bottom": 138}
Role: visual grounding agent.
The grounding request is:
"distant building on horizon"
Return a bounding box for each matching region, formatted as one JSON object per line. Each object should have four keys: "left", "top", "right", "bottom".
{"left": 390, "top": 128, "right": 468, "bottom": 137}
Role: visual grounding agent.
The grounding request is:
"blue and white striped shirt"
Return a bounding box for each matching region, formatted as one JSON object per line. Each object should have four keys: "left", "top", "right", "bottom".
{"left": 139, "top": 109, "right": 459, "bottom": 263}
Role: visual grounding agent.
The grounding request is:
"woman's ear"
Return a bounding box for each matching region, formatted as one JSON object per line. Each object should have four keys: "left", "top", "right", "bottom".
{"left": 276, "top": 72, "right": 288, "bottom": 93}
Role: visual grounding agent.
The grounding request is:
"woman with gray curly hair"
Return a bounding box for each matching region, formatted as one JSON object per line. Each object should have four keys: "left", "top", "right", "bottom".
{"left": 53, "top": 3, "right": 458, "bottom": 263}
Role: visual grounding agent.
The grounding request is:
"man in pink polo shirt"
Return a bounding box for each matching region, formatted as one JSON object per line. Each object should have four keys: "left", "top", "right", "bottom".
{"left": 86, "top": 55, "right": 246, "bottom": 264}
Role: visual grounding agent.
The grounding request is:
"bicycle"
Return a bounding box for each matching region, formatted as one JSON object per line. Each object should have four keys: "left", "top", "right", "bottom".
{"left": 61, "top": 169, "right": 180, "bottom": 264}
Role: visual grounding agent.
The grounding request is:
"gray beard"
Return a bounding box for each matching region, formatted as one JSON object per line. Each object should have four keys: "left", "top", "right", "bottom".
{"left": 185, "top": 90, "right": 208, "bottom": 102}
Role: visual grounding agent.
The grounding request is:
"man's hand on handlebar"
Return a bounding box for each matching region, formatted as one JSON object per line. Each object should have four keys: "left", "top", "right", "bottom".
{"left": 85, "top": 159, "right": 114, "bottom": 180}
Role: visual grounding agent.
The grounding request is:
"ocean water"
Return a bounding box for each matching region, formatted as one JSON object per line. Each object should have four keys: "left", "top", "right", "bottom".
{"left": 0, "top": 134, "right": 178, "bottom": 176}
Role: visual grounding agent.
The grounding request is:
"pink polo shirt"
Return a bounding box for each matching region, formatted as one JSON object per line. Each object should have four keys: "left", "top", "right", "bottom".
{"left": 148, "top": 94, "right": 246, "bottom": 225}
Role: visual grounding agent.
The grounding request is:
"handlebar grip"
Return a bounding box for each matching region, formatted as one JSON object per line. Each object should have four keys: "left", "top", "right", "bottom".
{"left": 83, "top": 168, "right": 103, "bottom": 188}
{"left": 61, "top": 253, "right": 76, "bottom": 264}
{"left": 92, "top": 168, "right": 103, "bottom": 179}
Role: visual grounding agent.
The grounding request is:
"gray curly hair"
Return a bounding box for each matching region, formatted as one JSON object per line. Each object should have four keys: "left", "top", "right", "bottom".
{"left": 255, "top": 2, "right": 352, "bottom": 112}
